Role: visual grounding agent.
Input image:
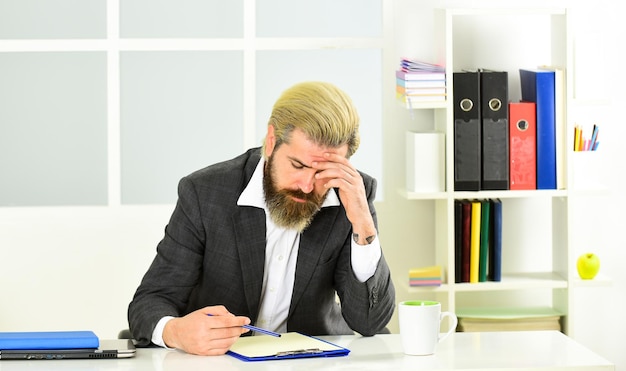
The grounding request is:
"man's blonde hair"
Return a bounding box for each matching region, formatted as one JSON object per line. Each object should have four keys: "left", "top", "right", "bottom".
{"left": 262, "top": 81, "right": 360, "bottom": 158}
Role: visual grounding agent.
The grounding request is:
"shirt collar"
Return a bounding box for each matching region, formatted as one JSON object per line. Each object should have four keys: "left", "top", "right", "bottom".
{"left": 237, "top": 157, "right": 340, "bottom": 209}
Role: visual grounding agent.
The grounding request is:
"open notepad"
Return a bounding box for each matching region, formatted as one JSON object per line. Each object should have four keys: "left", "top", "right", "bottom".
{"left": 227, "top": 332, "right": 349, "bottom": 362}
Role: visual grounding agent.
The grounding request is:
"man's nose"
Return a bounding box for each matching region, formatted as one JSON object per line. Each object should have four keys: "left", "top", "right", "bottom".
{"left": 298, "top": 172, "right": 316, "bottom": 193}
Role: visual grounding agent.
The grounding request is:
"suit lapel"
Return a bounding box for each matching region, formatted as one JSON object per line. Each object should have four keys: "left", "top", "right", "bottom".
{"left": 232, "top": 206, "right": 266, "bottom": 321}
{"left": 289, "top": 205, "right": 341, "bottom": 315}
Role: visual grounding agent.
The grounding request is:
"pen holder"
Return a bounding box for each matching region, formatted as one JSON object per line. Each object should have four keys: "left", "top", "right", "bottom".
{"left": 569, "top": 151, "right": 606, "bottom": 191}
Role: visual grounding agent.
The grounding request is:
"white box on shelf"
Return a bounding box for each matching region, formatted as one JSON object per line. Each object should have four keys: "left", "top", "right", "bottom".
{"left": 406, "top": 131, "right": 445, "bottom": 192}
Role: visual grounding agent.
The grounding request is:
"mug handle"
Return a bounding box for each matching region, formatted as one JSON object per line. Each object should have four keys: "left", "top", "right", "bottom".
{"left": 438, "top": 311, "right": 458, "bottom": 343}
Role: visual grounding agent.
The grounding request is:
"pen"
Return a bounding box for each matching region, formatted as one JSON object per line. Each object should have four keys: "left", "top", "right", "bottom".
{"left": 590, "top": 125, "right": 599, "bottom": 151}
{"left": 206, "top": 313, "right": 281, "bottom": 337}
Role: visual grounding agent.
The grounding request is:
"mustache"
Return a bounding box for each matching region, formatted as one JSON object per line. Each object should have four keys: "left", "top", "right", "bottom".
{"left": 280, "top": 188, "right": 324, "bottom": 205}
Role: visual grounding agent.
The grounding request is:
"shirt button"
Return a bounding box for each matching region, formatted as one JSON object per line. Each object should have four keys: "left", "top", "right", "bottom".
{"left": 277, "top": 255, "right": 284, "bottom": 261}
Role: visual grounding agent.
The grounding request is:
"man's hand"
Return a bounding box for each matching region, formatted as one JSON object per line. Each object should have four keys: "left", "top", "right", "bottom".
{"left": 162, "top": 305, "right": 250, "bottom": 355}
{"left": 313, "top": 152, "right": 377, "bottom": 244}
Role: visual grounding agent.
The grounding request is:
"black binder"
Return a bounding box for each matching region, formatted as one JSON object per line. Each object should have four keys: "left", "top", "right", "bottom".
{"left": 488, "top": 198, "right": 503, "bottom": 282}
{"left": 453, "top": 71, "right": 481, "bottom": 191}
{"left": 480, "top": 70, "right": 509, "bottom": 190}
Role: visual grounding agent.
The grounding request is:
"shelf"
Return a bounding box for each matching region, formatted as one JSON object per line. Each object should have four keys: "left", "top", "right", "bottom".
{"left": 399, "top": 188, "right": 568, "bottom": 201}
{"left": 398, "top": 101, "right": 447, "bottom": 110}
{"left": 400, "top": 272, "right": 567, "bottom": 294}
{"left": 572, "top": 273, "right": 612, "bottom": 288}
{"left": 398, "top": 188, "right": 447, "bottom": 200}
{"left": 453, "top": 189, "right": 567, "bottom": 200}
{"left": 454, "top": 272, "right": 568, "bottom": 292}
{"left": 395, "top": 5, "right": 603, "bottom": 337}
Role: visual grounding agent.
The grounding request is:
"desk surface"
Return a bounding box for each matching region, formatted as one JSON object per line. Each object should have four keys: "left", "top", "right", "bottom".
{"left": 0, "top": 331, "right": 614, "bottom": 371}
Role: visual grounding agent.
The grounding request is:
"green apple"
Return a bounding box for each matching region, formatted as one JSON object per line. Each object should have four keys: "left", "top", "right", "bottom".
{"left": 577, "top": 253, "right": 600, "bottom": 280}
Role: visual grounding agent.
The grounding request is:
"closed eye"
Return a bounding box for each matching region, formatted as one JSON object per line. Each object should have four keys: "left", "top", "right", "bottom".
{"left": 289, "top": 157, "right": 311, "bottom": 170}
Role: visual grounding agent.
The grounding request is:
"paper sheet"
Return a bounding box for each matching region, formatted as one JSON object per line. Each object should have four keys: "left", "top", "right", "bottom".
{"left": 229, "top": 332, "right": 344, "bottom": 358}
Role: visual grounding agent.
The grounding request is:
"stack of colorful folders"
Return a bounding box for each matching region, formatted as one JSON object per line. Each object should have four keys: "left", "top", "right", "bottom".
{"left": 396, "top": 58, "right": 446, "bottom": 107}
{"left": 409, "top": 265, "right": 442, "bottom": 287}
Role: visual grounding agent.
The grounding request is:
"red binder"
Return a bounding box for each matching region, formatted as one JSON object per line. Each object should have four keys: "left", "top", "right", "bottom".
{"left": 509, "top": 102, "right": 537, "bottom": 190}
{"left": 519, "top": 69, "right": 556, "bottom": 189}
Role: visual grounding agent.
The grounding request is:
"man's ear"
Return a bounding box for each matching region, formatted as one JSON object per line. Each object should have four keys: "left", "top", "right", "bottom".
{"left": 265, "top": 125, "right": 276, "bottom": 157}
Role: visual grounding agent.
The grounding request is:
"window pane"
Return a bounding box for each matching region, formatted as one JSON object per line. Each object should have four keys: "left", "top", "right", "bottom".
{"left": 120, "top": 51, "right": 244, "bottom": 204}
{"left": 256, "top": 49, "right": 382, "bottom": 195}
{"left": 0, "top": 0, "right": 105, "bottom": 39}
{"left": 120, "top": 0, "right": 243, "bottom": 38}
{"left": 0, "top": 52, "right": 108, "bottom": 206}
{"left": 257, "top": 0, "right": 381, "bottom": 37}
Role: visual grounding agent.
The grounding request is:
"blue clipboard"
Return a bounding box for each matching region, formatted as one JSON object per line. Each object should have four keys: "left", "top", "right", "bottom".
{"left": 227, "top": 332, "right": 349, "bottom": 362}
{"left": 0, "top": 331, "right": 99, "bottom": 350}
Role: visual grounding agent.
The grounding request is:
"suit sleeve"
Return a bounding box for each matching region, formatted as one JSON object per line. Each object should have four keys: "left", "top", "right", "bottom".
{"left": 127, "top": 176, "right": 206, "bottom": 346}
{"left": 335, "top": 175, "right": 396, "bottom": 336}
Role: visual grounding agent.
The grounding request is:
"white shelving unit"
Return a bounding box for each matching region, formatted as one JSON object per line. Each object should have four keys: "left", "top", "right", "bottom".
{"left": 397, "top": 6, "right": 611, "bottom": 336}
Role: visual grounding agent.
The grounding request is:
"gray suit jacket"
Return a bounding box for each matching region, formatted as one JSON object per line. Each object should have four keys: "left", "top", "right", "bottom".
{"left": 128, "top": 148, "right": 395, "bottom": 346}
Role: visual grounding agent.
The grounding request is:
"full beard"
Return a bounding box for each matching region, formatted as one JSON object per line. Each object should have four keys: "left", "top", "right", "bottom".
{"left": 263, "top": 156, "right": 326, "bottom": 232}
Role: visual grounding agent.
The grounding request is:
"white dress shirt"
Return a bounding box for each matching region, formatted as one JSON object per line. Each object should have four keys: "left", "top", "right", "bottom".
{"left": 152, "top": 157, "right": 381, "bottom": 346}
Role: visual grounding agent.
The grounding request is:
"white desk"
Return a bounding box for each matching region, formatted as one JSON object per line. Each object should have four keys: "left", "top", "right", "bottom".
{"left": 0, "top": 331, "right": 614, "bottom": 370}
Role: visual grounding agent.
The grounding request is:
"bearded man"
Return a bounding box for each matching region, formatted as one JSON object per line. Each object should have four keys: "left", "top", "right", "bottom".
{"left": 127, "top": 81, "right": 395, "bottom": 356}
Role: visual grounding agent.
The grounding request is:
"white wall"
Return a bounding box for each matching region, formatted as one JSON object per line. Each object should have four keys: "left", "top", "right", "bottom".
{"left": 0, "top": 206, "right": 171, "bottom": 338}
{"left": 572, "top": 1, "right": 626, "bottom": 365}
{"left": 0, "top": 0, "right": 624, "bottom": 369}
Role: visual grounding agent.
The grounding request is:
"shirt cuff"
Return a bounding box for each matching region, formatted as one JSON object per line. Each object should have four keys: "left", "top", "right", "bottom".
{"left": 351, "top": 234, "right": 382, "bottom": 282}
{"left": 151, "top": 316, "right": 176, "bottom": 349}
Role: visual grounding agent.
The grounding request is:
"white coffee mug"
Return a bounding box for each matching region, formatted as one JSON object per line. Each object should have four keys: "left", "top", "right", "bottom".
{"left": 398, "top": 300, "right": 458, "bottom": 356}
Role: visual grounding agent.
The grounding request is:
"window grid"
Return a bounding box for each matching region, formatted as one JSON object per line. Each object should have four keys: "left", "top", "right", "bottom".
{"left": 0, "top": 0, "right": 385, "bottom": 206}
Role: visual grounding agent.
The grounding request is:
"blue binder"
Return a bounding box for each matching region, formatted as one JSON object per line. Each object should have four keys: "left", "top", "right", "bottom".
{"left": 0, "top": 331, "right": 99, "bottom": 350}
{"left": 519, "top": 69, "right": 556, "bottom": 189}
